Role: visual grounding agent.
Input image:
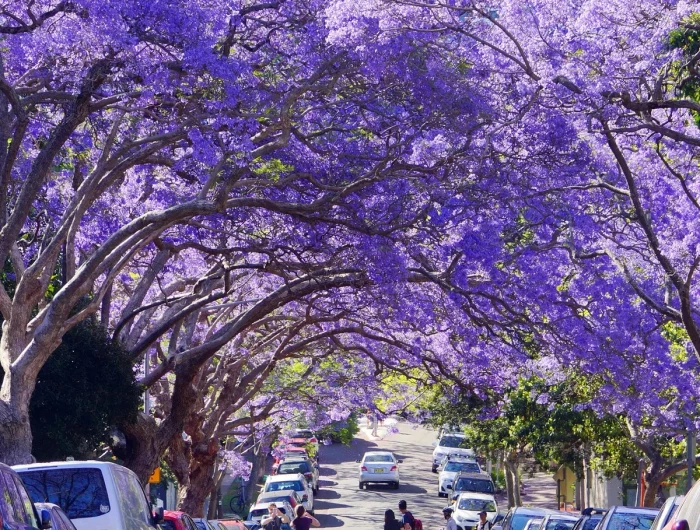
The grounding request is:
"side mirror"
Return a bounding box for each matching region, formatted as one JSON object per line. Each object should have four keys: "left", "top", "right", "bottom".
{"left": 672, "top": 522, "right": 690, "bottom": 530}
{"left": 397, "top": 460, "right": 404, "bottom": 464}
{"left": 39, "top": 509, "right": 52, "bottom": 530}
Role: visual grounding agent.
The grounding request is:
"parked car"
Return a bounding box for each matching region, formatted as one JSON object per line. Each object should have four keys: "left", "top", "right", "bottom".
{"left": 213, "top": 519, "right": 247, "bottom": 530}
{"left": 161, "top": 511, "right": 199, "bottom": 530}
{"left": 533, "top": 513, "right": 578, "bottom": 530}
{"left": 35, "top": 503, "right": 77, "bottom": 530}
{"left": 650, "top": 497, "right": 683, "bottom": 530}
{"left": 0, "top": 462, "right": 47, "bottom": 530}
{"left": 14, "top": 460, "right": 161, "bottom": 530}
{"left": 274, "top": 458, "right": 319, "bottom": 493}
{"left": 293, "top": 430, "right": 319, "bottom": 454}
{"left": 256, "top": 490, "right": 302, "bottom": 513}
{"left": 448, "top": 472, "right": 496, "bottom": 502}
{"left": 262, "top": 474, "right": 314, "bottom": 513}
{"left": 357, "top": 451, "right": 402, "bottom": 490}
{"left": 192, "top": 519, "right": 217, "bottom": 530}
{"left": 272, "top": 447, "right": 311, "bottom": 471}
{"left": 663, "top": 476, "right": 700, "bottom": 530}
{"left": 493, "top": 507, "right": 558, "bottom": 530}
{"left": 438, "top": 457, "right": 483, "bottom": 497}
{"left": 247, "top": 502, "right": 293, "bottom": 529}
{"left": 572, "top": 508, "right": 605, "bottom": 530}
{"left": 452, "top": 492, "right": 498, "bottom": 529}
{"left": 432, "top": 433, "right": 476, "bottom": 472}
{"left": 596, "top": 506, "right": 658, "bottom": 530}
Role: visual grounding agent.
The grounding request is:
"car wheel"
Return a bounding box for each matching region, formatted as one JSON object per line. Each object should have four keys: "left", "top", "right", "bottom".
{"left": 394, "top": 482, "right": 400, "bottom": 489}
{"left": 431, "top": 466, "right": 437, "bottom": 473}
{"left": 438, "top": 492, "right": 445, "bottom": 498}
{"left": 359, "top": 481, "right": 364, "bottom": 490}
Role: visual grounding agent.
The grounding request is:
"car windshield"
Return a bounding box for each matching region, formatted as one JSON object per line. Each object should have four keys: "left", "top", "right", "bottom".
{"left": 455, "top": 478, "right": 494, "bottom": 494}
{"left": 296, "top": 431, "right": 313, "bottom": 438}
{"left": 439, "top": 436, "right": 466, "bottom": 448}
{"left": 582, "top": 519, "right": 602, "bottom": 530}
{"left": 267, "top": 481, "right": 303, "bottom": 492}
{"left": 445, "top": 462, "right": 480, "bottom": 473}
{"left": 364, "top": 455, "right": 394, "bottom": 463}
{"left": 249, "top": 509, "right": 268, "bottom": 519}
{"left": 19, "top": 468, "right": 111, "bottom": 519}
{"left": 545, "top": 520, "right": 576, "bottom": 530}
{"left": 457, "top": 499, "right": 496, "bottom": 512}
{"left": 278, "top": 463, "right": 310, "bottom": 474}
{"left": 511, "top": 515, "right": 543, "bottom": 530}
{"left": 607, "top": 513, "right": 655, "bottom": 530}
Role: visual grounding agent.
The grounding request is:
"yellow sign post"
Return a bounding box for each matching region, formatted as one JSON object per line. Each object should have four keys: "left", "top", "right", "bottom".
{"left": 148, "top": 468, "right": 161, "bottom": 484}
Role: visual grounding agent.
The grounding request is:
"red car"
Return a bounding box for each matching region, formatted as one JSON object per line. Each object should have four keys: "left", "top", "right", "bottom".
{"left": 162, "top": 511, "right": 199, "bottom": 530}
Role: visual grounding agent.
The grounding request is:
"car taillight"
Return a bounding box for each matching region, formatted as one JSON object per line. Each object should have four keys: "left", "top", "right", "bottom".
{"left": 361, "top": 466, "right": 368, "bottom": 471}
{"left": 390, "top": 466, "right": 397, "bottom": 471}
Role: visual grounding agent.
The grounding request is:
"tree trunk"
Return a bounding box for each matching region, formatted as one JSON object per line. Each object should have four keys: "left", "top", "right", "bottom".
{"left": 176, "top": 437, "right": 219, "bottom": 516}
{"left": 505, "top": 462, "right": 516, "bottom": 508}
{"left": 643, "top": 472, "right": 664, "bottom": 508}
{"left": 246, "top": 446, "right": 268, "bottom": 508}
{"left": 0, "top": 400, "right": 33, "bottom": 464}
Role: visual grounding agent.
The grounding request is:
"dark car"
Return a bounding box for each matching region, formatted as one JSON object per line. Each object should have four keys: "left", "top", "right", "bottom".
{"left": 0, "top": 462, "right": 48, "bottom": 530}
{"left": 274, "top": 458, "right": 319, "bottom": 493}
{"left": 34, "top": 504, "right": 77, "bottom": 530}
{"left": 449, "top": 472, "right": 496, "bottom": 501}
{"left": 493, "top": 507, "right": 558, "bottom": 530}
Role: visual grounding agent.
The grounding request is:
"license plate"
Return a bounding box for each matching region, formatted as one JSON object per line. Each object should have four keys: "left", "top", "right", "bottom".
{"left": 374, "top": 468, "right": 384, "bottom": 473}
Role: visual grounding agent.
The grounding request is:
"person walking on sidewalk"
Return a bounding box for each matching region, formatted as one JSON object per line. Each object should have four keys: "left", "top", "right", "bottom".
{"left": 398, "top": 500, "right": 415, "bottom": 530}
{"left": 442, "top": 507, "right": 457, "bottom": 530}
{"left": 476, "top": 511, "right": 491, "bottom": 530}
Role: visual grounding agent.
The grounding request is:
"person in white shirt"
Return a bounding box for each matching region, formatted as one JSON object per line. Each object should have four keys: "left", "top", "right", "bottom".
{"left": 442, "top": 507, "right": 458, "bottom": 530}
{"left": 476, "top": 511, "right": 491, "bottom": 530}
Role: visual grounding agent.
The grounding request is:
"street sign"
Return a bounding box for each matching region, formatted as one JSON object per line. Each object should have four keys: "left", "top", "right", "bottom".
{"left": 149, "top": 468, "right": 161, "bottom": 484}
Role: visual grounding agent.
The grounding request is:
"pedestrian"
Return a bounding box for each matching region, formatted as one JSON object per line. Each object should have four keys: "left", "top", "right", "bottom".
{"left": 261, "top": 504, "right": 290, "bottom": 530}
{"left": 291, "top": 505, "right": 320, "bottom": 530}
{"left": 476, "top": 511, "right": 491, "bottom": 530}
{"left": 384, "top": 510, "right": 402, "bottom": 530}
{"left": 442, "top": 507, "right": 457, "bottom": 530}
{"left": 398, "top": 500, "right": 415, "bottom": 530}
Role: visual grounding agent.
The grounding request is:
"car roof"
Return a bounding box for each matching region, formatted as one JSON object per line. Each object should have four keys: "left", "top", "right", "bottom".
{"left": 611, "top": 506, "right": 659, "bottom": 515}
{"left": 364, "top": 451, "right": 394, "bottom": 455}
{"left": 13, "top": 460, "right": 122, "bottom": 471}
{"left": 543, "top": 514, "right": 578, "bottom": 521}
{"left": 279, "top": 456, "right": 310, "bottom": 462}
{"left": 456, "top": 492, "right": 496, "bottom": 501}
{"left": 267, "top": 473, "right": 305, "bottom": 482}
{"left": 511, "top": 507, "right": 558, "bottom": 515}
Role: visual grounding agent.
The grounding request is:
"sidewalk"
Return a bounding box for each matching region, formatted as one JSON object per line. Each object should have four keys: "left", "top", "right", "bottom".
{"left": 358, "top": 415, "right": 398, "bottom": 440}
{"left": 519, "top": 469, "right": 561, "bottom": 511}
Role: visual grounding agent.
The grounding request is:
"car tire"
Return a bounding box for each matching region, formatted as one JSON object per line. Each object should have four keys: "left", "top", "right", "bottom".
{"left": 438, "top": 492, "right": 445, "bottom": 498}
{"left": 394, "top": 482, "right": 400, "bottom": 489}
{"left": 359, "top": 482, "right": 364, "bottom": 490}
{"left": 432, "top": 466, "right": 437, "bottom": 473}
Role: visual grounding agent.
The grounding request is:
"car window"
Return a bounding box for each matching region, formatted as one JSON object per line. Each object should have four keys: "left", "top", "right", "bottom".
{"left": 277, "top": 463, "right": 309, "bottom": 474}
{"left": 19, "top": 468, "right": 111, "bottom": 519}
{"left": 457, "top": 498, "right": 496, "bottom": 512}
{"left": 364, "top": 455, "right": 394, "bottom": 463}
{"left": 160, "top": 521, "right": 177, "bottom": 530}
{"left": 51, "top": 508, "right": 69, "bottom": 530}
{"left": 112, "top": 469, "right": 152, "bottom": 530}
{"left": 267, "top": 482, "right": 303, "bottom": 492}
{"left": 582, "top": 519, "right": 601, "bottom": 530}
{"left": 607, "top": 513, "right": 655, "bottom": 530}
{"left": 545, "top": 521, "right": 575, "bottom": 530}
{"left": 194, "top": 521, "right": 208, "bottom": 530}
{"left": 0, "top": 470, "right": 22, "bottom": 523}
{"left": 445, "top": 462, "right": 480, "bottom": 473}
{"left": 249, "top": 509, "right": 268, "bottom": 519}
{"left": 12, "top": 475, "right": 38, "bottom": 528}
{"left": 510, "top": 514, "right": 538, "bottom": 530}
{"left": 455, "top": 478, "right": 494, "bottom": 494}
{"left": 676, "top": 484, "right": 700, "bottom": 529}
{"left": 183, "top": 515, "right": 199, "bottom": 530}
{"left": 439, "top": 437, "right": 466, "bottom": 448}
{"left": 56, "top": 509, "right": 77, "bottom": 530}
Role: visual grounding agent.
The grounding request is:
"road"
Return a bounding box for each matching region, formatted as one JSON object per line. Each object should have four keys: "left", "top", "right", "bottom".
{"left": 313, "top": 421, "right": 447, "bottom": 530}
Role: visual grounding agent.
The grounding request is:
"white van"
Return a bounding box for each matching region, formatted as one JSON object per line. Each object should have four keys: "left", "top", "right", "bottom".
{"left": 13, "top": 461, "right": 157, "bottom": 530}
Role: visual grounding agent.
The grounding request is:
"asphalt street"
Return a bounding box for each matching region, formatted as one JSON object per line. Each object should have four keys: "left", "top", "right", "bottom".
{"left": 313, "top": 421, "right": 448, "bottom": 530}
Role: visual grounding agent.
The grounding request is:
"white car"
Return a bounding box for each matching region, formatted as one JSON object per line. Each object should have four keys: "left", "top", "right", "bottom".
{"left": 357, "top": 451, "right": 402, "bottom": 490}
{"left": 452, "top": 492, "right": 499, "bottom": 529}
{"left": 247, "top": 501, "right": 295, "bottom": 524}
{"left": 432, "top": 433, "right": 475, "bottom": 472}
{"left": 262, "top": 473, "right": 314, "bottom": 513}
{"left": 438, "top": 457, "right": 482, "bottom": 497}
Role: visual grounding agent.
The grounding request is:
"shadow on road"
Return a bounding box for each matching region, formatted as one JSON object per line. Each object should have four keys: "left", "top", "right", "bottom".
{"left": 319, "top": 467, "right": 337, "bottom": 477}
{"left": 320, "top": 438, "right": 380, "bottom": 465}
{"left": 315, "top": 515, "right": 345, "bottom": 528}
{"left": 316, "top": 489, "right": 341, "bottom": 500}
{"left": 318, "top": 480, "right": 339, "bottom": 488}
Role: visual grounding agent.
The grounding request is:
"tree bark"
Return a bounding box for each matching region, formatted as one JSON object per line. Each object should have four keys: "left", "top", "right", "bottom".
{"left": 505, "top": 461, "right": 516, "bottom": 508}
{"left": 176, "top": 437, "right": 219, "bottom": 516}
{"left": 0, "top": 400, "right": 33, "bottom": 464}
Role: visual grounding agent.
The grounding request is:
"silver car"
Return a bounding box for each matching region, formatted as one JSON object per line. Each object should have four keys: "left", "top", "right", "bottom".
{"left": 357, "top": 451, "right": 402, "bottom": 489}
